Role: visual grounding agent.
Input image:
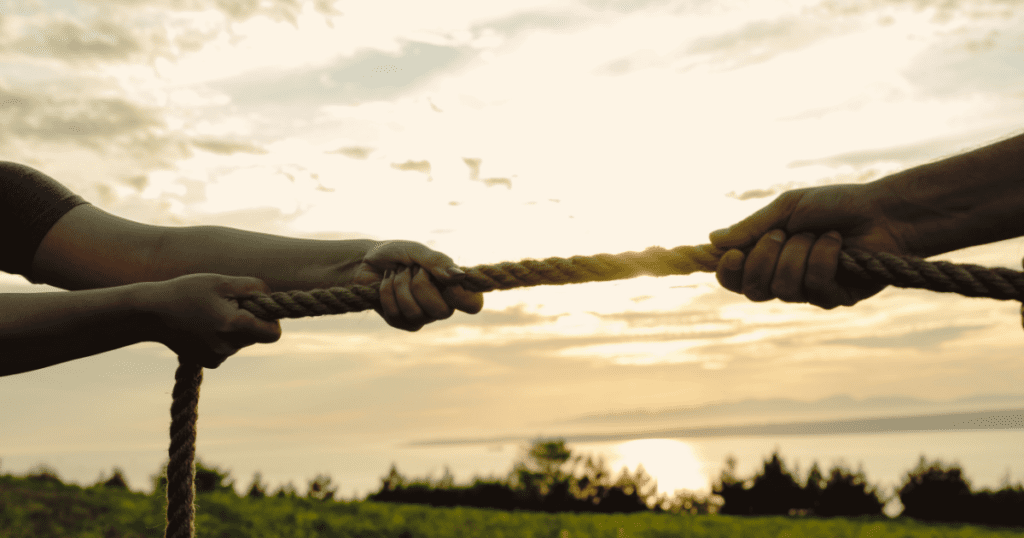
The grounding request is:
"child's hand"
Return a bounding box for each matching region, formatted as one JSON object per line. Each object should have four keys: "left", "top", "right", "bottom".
{"left": 352, "top": 240, "right": 484, "bottom": 332}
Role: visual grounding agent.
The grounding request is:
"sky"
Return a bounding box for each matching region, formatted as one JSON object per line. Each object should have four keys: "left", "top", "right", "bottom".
{"left": 2, "top": 0, "right": 1024, "bottom": 500}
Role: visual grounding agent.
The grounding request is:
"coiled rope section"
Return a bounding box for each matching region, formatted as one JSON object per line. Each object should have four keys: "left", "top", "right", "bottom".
{"left": 165, "top": 243, "right": 1024, "bottom": 537}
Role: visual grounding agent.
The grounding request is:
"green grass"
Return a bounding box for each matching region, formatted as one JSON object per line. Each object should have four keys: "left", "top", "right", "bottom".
{"left": 2, "top": 474, "right": 1023, "bottom": 538}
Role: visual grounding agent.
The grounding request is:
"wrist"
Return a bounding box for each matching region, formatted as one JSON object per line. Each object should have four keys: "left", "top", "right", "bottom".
{"left": 325, "top": 239, "right": 379, "bottom": 288}
{"left": 126, "top": 281, "right": 166, "bottom": 344}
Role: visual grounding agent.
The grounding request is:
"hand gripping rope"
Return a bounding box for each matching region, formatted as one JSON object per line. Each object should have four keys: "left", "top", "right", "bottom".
{"left": 164, "top": 243, "right": 1024, "bottom": 537}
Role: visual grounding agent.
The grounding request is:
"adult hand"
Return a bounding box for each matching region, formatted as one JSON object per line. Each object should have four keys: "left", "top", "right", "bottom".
{"left": 141, "top": 274, "right": 282, "bottom": 368}
{"left": 351, "top": 240, "right": 484, "bottom": 331}
{"left": 710, "top": 183, "right": 914, "bottom": 309}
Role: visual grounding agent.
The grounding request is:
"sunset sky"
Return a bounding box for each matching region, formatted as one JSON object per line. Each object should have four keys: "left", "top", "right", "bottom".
{"left": 2, "top": 0, "right": 1023, "bottom": 499}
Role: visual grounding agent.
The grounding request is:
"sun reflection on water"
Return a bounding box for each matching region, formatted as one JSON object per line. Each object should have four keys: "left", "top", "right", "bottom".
{"left": 599, "top": 438, "right": 709, "bottom": 496}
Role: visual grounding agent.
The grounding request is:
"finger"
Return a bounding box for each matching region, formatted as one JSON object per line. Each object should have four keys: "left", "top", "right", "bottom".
{"left": 709, "top": 191, "right": 802, "bottom": 250}
{"left": 227, "top": 276, "right": 272, "bottom": 296}
{"left": 804, "top": 231, "right": 847, "bottom": 309}
{"left": 715, "top": 249, "right": 745, "bottom": 294}
{"left": 377, "top": 269, "right": 402, "bottom": 322}
{"left": 401, "top": 243, "right": 468, "bottom": 285}
{"left": 441, "top": 285, "right": 485, "bottom": 314}
{"left": 393, "top": 266, "right": 426, "bottom": 323}
{"left": 771, "top": 233, "right": 815, "bottom": 303}
{"left": 742, "top": 229, "right": 787, "bottom": 302}
{"left": 410, "top": 265, "right": 453, "bottom": 320}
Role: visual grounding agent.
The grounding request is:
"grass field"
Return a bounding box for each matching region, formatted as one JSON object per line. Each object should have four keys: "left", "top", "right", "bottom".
{"left": 3, "top": 474, "right": 1024, "bottom": 538}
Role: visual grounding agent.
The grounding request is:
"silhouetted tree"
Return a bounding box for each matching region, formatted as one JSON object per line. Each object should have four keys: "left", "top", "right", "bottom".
{"left": 25, "top": 463, "right": 62, "bottom": 486}
{"left": 194, "top": 459, "right": 236, "bottom": 494}
{"left": 272, "top": 481, "right": 298, "bottom": 499}
{"left": 149, "top": 457, "right": 236, "bottom": 496}
{"left": 801, "top": 461, "right": 826, "bottom": 514}
{"left": 509, "top": 438, "right": 574, "bottom": 505}
{"left": 572, "top": 454, "right": 613, "bottom": 507}
{"left": 98, "top": 467, "right": 130, "bottom": 490}
{"left": 599, "top": 465, "right": 656, "bottom": 513}
{"left": 968, "top": 483, "right": 1024, "bottom": 527}
{"left": 898, "top": 455, "right": 972, "bottom": 522}
{"left": 816, "top": 462, "right": 886, "bottom": 517}
{"left": 306, "top": 472, "right": 338, "bottom": 501}
{"left": 747, "top": 450, "right": 803, "bottom": 515}
{"left": 246, "top": 471, "right": 267, "bottom": 499}
{"left": 379, "top": 463, "right": 406, "bottom": 493}
{"left": 713, "top": 454, "right": 752, "bottom": 515}
{"left": 437, "top": 466, "right": 455, "bottom": 490}
{"left": 653, "top": 490, "right": 723, "bottom": 515}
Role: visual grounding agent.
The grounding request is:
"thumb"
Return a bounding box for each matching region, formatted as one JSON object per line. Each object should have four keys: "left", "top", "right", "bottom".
{"left": 709, "top": 192, "right": 800, "bottom": 249}
{"left": 406, "top": 244, "right": 468, "bottom": 285}
{"left": 225, "top": 276, "right": 282, "bottom": 338}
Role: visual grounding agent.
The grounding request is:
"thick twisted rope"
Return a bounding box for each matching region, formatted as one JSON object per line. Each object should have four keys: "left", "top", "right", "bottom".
{"left": 166, "top": 244, "right": 1024, "bottom": 536}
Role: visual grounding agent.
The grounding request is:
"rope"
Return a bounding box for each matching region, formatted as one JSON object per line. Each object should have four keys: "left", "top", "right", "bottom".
{"left": 165, "top": 243, "right": 1024, "bottom": 536}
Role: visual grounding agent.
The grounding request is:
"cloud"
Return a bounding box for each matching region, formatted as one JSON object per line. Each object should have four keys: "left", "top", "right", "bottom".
{"left": 470, "top": 9, "right": 595, "bottom": 39}
{"left": 0, "top": 82, "right": 174, "bottom": 151}
{"left": 683, "top": 15, "right": 852, "bottom": 69}
{"left": 327, "top": 146, "right": 374, "bottom": 159}
{"left": 5, "top": 16, "right": 148, "bottom": 64}
{"left": 214, "top": 40, "right": 474, "bottom": 108}
{"left": 82, "top": 0, "right": 341, "bottom": 25}
{"left": 463, "top": 157, "right": 513, "bottom": 188}
{"left": 820, "top": 324, "right": 989, "bottom": 349}
{"left": 191, "top": 138, "right": 267, "bottom": 155}
{"left": 390, "top": 159, "right": 431, "bottom": 174}
{"left": 787, "top": 132, "right": 999, "bottom": 170}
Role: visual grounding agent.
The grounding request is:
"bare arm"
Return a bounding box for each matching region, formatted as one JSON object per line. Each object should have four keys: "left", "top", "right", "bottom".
{"left": 874, "top": 130, "right": 1024, "bottom": 258}
{"left": 0, "top": 284, "right": 154, "bottom": 376}
{"left": 710, "top": 130, "right": 1024, "bottom": 308}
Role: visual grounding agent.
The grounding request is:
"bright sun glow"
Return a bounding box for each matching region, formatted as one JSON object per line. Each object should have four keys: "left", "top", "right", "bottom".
{"left": 608, "top": 439, "right": 709, "bottom": 496}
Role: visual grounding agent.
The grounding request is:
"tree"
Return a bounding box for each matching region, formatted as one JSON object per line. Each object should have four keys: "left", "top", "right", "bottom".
{"left": 572, "top": 454, "right": 613, "bottom": 506}
{"left": 746, "top": 450, "right": 803, "bottom": 515}
{"left": 713, "top": 454, "right": 752, "bottom": 515}
{"left": 599, "top": 464, "right": 656, "bottom": 513}
{"left": 898, "top": 455, "right": 973, "bottom": 522}
{"left": 437, "top": 466, "right": 456, "bottom": 489}
{"left": 193, "top": 459, "right": 236, "bottom": 494}
{"left": 151, "top": 457, "right": 236, "bottom": 495}
{"left": 272, "top": 481, "right": 298, "bottom": 499}
{"left": 306, "top": 472, "right": 338, "bottom": 501}
{"left": 816, "top": 462, "right": 886, "bottom": 517}
{"left": 246, "top": 471, "right": 268, "bottom": 499}
{"left": 802, "top": 461, "right": 825, "bottom": 514}
{"left": 26, "top": 463, "right": 62, "bottom": 486}
{"left": 510, "top": 438, "right": 574, "bottom": 503}
{"left": 98, "top": 467, "right": 130, "bottom": 490}
{"left": 379, "top": 463, "right": 406, "bottom": 493}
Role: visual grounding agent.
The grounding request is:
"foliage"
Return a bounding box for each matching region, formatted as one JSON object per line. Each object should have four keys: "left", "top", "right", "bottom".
{"left": 4, "top": 471, "right": 1024, "bottom": 537}
{"left": 714, "top": 449, "right": 887, "bottom": 518}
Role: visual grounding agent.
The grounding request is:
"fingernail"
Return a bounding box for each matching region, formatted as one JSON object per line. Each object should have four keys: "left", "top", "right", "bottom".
{"left": 768, "top": 230, "right": 786, "bottom": 243}
{"left": 825, "top": 231, "right": 842, "bottom": 241}
{"left": 710, "top": 228, "right": 731, "bottom": 242}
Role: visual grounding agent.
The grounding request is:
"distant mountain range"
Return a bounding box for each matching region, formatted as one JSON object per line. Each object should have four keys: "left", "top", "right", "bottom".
{"left": 553, "top": 392, "right": 1024, "bottom": 429}
{"left": 407, "top": 393, "right": 1024, "bottom": 447}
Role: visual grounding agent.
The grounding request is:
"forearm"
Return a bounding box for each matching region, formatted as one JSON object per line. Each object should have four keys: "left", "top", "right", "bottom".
{"left": 0, "top": 284, "right": 155, "bottom": 376}
{"left": 873, "top": 131, "right": 1024, "bottom": 257}
{"left": 149, "top": 226, "right": 377, "bottom": 292}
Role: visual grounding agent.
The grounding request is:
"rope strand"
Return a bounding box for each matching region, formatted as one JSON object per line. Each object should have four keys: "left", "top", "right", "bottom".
{"left": 167, "top": 244, "right": 1024, "bottom": 536}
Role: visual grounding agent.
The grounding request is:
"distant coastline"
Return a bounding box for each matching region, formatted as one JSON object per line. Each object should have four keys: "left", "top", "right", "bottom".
{"left": 407, "top": 407, "right": 1024, "bottom": 447}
